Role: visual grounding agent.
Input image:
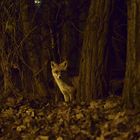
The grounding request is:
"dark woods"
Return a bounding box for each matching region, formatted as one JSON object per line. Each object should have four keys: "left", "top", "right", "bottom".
{"left": 0, "top": 0, "right": 90, "bottom": 100}
{"left": 0, "top": 0, "right": 139, "bottom": 110}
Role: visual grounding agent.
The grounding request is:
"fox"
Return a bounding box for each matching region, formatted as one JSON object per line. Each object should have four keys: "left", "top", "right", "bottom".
{"left": 51, "top": 60, "right": 78, "bottom": 102}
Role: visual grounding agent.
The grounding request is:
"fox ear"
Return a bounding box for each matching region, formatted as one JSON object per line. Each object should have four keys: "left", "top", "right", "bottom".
{"left": 60, "top": 60, "right": 68, "bottom": 69}
{"left": 51, "top": 61, "right": 57, "bottom": 68}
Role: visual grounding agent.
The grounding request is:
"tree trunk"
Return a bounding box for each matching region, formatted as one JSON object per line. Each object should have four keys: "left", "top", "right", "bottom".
{"left": 78, "top": 0, "right": 113, "bottom": 102}
{"left": 123, "top": 0, "right": 140, "bottom": 110}
{"left": 20, "top": 0, "right": 46, "bottom": 98}
{"left": 0, "top": 38, "right": 13, "bottom": 95}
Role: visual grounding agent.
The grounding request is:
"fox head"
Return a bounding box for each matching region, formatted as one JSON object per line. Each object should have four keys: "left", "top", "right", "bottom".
{"left": 51, "top": 60, "right": 68, "bottom": 79}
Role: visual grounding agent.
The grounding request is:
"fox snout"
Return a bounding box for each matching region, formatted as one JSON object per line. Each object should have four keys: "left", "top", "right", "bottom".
{"left": 56, "top": 71, "right": 66, "bottom": 79}
{"left": 56, "top": 72, "right": 62, "bottom": 79}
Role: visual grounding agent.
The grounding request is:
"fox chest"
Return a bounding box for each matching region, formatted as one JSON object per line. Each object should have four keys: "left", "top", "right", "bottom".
{"left": 54, "top": 78, "right": 74, "bottom": 93}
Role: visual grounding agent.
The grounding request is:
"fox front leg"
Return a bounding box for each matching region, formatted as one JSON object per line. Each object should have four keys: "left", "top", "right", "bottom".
{"left": 63, "top": 92, "right": 70, "bottom": 102}
{"left": 69, "top": 92, "right": 73, "bottom": 102}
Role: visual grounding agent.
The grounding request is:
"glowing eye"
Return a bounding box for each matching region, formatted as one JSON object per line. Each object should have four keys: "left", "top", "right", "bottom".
{"left": 34, "top": 0, "right": 41, "bottom": 5}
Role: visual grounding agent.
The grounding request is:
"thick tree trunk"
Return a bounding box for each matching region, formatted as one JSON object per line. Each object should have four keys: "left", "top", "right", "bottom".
{"left": 0, "top": 47, "right": 13, "bottom": 95}
{"left": 0, "top": 31, "right": 14, "bottom": 95}
{"left": 20, "top": 0, "right": 46, "bottom": 98}
{"left": 0, "top": 0, "right": 21, "bottom": 97}
{"left": 78, "top": 0, "right": 113, "bottom": 102}
{"left": 123, "top": 0, "right": 140, "bottom": 110}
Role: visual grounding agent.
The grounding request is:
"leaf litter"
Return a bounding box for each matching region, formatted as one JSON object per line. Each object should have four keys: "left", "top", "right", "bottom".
{"left": 0, "top": 96, "right": 140, "bottom": 140}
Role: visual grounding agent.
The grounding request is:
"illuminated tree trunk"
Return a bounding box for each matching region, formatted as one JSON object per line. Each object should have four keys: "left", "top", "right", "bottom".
{"left": 78, "top": 0, "right": 113, "bottom": 102}
{"left": 123, "top": 0, "right": 140, "bottom": 110}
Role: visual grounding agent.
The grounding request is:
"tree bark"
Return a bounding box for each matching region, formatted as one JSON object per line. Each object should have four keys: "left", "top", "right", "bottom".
{"left": 0, "top": 37, "right": 14, "bottom": 95}
{"left": 78, "top": 0, "right": 113, "bottom": 102}
{"left": 0, "top": 0, "right": 18, "bottom": 96}
{"left": 123, "top": 0, "right": 140, "bottom": 110}
{"left": 20, "top": 0, "right": 47, "bottom": 98}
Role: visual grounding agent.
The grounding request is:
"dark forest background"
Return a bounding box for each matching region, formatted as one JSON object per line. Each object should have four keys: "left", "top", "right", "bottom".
{"left": 0, "top": 0, "right": 140, "bottom": 110}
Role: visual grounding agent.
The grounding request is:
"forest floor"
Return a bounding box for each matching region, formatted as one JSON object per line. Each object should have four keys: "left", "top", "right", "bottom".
{"left": 0, "top": 95, "right": 140, "bottom": 140}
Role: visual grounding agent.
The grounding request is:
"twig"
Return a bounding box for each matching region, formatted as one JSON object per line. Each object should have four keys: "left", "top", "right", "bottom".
{"left": 70, "top": 22, "right": 83, "bottom": 33}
